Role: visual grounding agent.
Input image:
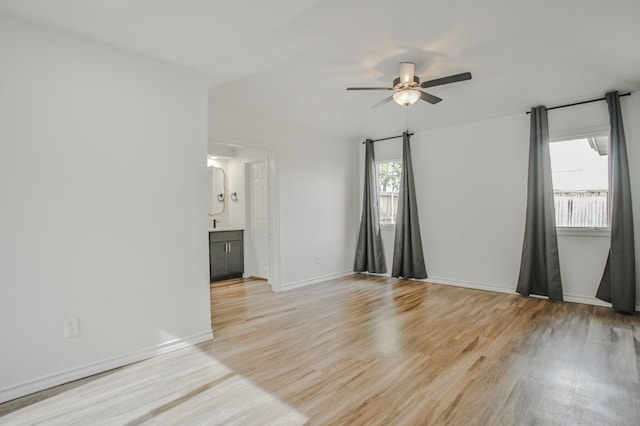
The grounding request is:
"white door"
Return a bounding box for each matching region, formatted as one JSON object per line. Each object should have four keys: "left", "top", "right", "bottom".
{"left": 249, "top": 161, "right": 269, "bottom": 279}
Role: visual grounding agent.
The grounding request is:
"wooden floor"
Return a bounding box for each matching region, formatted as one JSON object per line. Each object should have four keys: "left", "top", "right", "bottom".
{"left": 1, "top": 275, "right": 639, "bottom": 425}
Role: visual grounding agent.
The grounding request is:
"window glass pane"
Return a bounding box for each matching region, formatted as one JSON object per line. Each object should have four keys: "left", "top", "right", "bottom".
{"left": 549, "top": 137, "right": 608, "bottom": 227}
{"left": 377, "top": 161, "right": 402, "bottom": 225}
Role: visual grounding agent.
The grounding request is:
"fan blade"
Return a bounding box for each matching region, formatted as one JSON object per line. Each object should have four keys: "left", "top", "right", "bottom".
{"left": 346, "top": 87, "right": 393, "bottom": 91}
{"left": 372, "top": 95, "right": 394, "bottom": 108}
{"left": 420, "top": 72, "right": 472, "bottom": 89}
{"left": 399, "top": 62, "right": 415, "bottom": 85}
{"left": 419, "top": 91, "right": 442, "bottom": 104}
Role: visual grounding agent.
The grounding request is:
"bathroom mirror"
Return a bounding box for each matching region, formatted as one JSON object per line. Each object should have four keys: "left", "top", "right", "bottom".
{"left": 208, "top": 166, "right": 226, "bottom": 215}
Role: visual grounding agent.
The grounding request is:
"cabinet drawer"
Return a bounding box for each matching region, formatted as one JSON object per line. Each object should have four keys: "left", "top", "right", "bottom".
{"left": 209, "top": 230, "right": 243, "bottom": 243}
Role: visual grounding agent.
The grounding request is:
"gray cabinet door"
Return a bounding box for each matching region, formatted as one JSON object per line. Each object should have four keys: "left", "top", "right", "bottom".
{"left": 209, "top": 231, "right": 244, "bottom": 281}
{"left": 209, "top": 242, "right": 227, "bottom": 279}
{"left": 226, "top": 240, "right": 244, "bottom": 275}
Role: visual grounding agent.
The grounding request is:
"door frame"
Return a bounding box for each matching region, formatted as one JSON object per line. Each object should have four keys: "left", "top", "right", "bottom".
{"left": 247, "top": 151, "right": 281, "bottom": 291}
{"left": 209, "top": 137, "right": 281, "bottom": 292}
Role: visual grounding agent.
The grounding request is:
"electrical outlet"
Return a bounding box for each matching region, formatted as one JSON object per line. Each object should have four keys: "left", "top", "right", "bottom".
{"left": 64, "top": 318, "right": 80, "bottom": 338}
{"left": 315, "top": 255, "right": 321, "bottom": 264}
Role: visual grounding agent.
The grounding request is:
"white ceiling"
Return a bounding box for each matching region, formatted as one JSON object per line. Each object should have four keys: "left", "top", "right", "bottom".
{"left": 2, "top": 0, "right": 639, "bottom": 140}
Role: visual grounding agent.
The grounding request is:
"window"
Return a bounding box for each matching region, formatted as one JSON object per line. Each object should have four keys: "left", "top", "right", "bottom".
{"left": 549, "top": 135, "right": 608, "bottom": 228}
{"left": 377, "top": 160, "right": 401, "bottom": 225}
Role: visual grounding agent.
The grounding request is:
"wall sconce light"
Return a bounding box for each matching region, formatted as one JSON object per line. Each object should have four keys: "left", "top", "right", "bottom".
{"left": 230, "top": 192, "right": 238, "bottom": 201}
{"left": 217, "top": 193, "right": 224, "bottom": 202}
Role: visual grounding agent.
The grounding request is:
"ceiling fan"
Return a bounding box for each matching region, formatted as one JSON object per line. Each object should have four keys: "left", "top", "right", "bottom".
{"left": 347, "top": 62, "right": 472, "bottom": 108}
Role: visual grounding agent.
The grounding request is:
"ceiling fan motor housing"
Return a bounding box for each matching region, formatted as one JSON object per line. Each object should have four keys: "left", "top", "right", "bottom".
{"left": 393, "top": 75, "right": 420, "bottom": 89}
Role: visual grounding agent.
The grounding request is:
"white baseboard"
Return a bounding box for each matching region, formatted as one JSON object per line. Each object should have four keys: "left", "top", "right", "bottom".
{"left": 563, "top": 294, "right": 611, "bottom": 308}
{"left": 0, "top": 329, "right": 214, "bottom": 404}
{"left": 527, "top": 293, "right": 640, "bottom": 311}
{"left": 565, "top": 295, "right": 639, "bottom": 311}
{"left": 280, "top": 271, "right": 353, "bottom": 292}
{"left": 422, "top": 277, "right": 640, "bottom": 311}
{"left": 424, "top": 276, "right": 515, "bottom": 295}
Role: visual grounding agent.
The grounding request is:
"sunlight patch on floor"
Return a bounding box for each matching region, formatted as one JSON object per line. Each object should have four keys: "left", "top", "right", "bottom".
{"left": 1, "top": 345, "right": 307, "bottom": 425}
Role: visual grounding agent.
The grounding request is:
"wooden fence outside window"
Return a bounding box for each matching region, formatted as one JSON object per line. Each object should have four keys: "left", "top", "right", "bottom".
{"left": 554, "top": 190, "right": 608, "bottom": 228}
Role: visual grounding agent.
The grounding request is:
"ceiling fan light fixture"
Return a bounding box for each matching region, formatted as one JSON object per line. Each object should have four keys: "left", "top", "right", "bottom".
{"left": 393, "top": 89, "right": 420, "bottom": 106}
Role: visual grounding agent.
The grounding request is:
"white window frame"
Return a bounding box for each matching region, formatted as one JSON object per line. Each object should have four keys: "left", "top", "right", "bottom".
{"left": 549, "top": 128, "right": 610, "bottom": 237}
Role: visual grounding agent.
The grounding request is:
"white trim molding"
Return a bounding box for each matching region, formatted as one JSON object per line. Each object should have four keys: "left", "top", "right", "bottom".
{"left": 280, "top": 271, "right": 353, "bottom": 292}
{"left": 563, "top": 293, "right": 612, "bottom": 308}
{"left": 267, "top": 151, "right": 282, "bottom": 292}
{"left": 556, "top": 227, "right": 610, "bottom": 237}
{"left": 422, "top": 277, "right": 640, "bottom": 311}
{"left": 423, "top": 276, "right": 515, "bottom": 295}
{"left": 0, "top": 330, "right": 214, "bottom": 404}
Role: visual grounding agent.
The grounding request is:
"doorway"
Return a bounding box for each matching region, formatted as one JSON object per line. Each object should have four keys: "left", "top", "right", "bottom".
{"left": 207, "top": 142, "right": 280, "bottom": 290}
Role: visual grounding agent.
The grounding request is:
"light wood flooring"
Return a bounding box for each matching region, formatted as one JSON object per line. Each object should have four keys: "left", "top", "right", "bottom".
{"left": 1, "top": 275, "right": 639, "bottom": 425}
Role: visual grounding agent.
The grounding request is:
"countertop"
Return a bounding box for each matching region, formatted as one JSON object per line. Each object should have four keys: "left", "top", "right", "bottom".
{"left": 208, "top": 225, "right": 245, "bottom": 232}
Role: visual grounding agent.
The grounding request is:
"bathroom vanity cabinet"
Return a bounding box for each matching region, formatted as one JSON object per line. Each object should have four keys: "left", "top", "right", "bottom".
{"left": 209, "top": 230, "right": 244, "bottom": 281}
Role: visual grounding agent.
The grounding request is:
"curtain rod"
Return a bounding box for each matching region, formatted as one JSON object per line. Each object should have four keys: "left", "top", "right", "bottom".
{"left": 362, "top": 132, "right": 413, "bottom": 144}
{"left": 525, "top": 92, "right": 631, "bottom": 114}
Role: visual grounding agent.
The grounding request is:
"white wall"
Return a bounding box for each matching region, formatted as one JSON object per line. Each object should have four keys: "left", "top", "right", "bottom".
{"left": 209, "top": 111, "right": 358, "bottom": 289}
{"left": 409, "top": 115, "right": 529, "bottom": 291}
{"left": 364, "top": 94, "right": 640, "bottom": 308}
{"left": 211, "top": 90, "right": 640, "bottom": 305}
{"left": 0, "top": 14, "right": 211, "bottom": 402}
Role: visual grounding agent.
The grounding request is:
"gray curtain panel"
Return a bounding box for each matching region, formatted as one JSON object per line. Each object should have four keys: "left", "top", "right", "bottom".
{"left": 392, "top": 132, "right": 427, "bottom": 279}
{"left": 354, "top": 140, "right": 387, "bottom": 273}
{"left": 596, "top": 91, "right": 636, "bottom": 313}
{"left": 517, "top": 106, "right": 563, "bottom": 301}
